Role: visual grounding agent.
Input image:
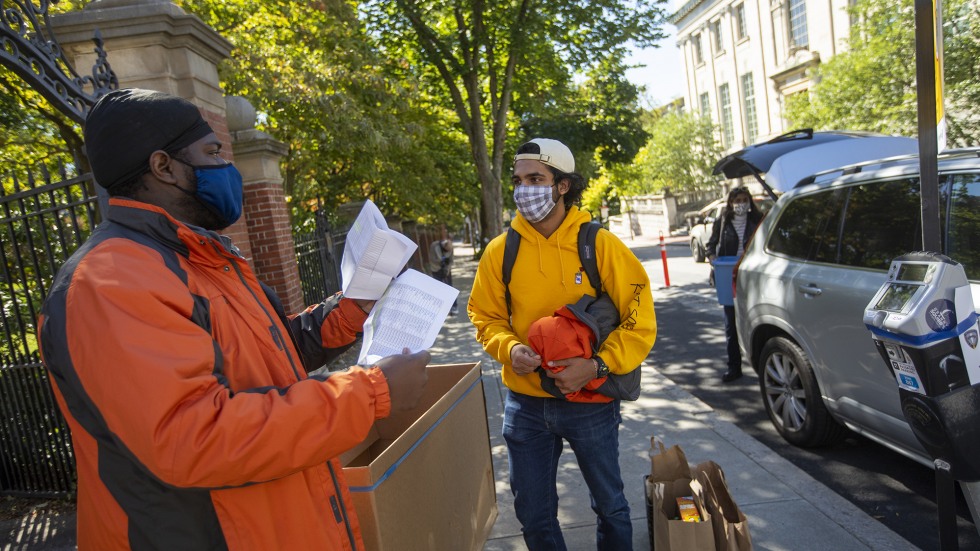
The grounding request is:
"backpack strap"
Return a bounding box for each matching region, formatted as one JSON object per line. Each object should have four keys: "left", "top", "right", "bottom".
{"left": 502, "top": 227, "right": 522, "bottom": 317}
{"left": 578, "top": 220, "right": 602, "bottom": 296}
{"left": 502, "top": 220, "right": 603, "bottom": 317}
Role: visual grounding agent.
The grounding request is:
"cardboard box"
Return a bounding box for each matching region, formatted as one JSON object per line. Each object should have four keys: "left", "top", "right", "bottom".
{"left": 341, "top": 362, "right": 497, "bottom": 551}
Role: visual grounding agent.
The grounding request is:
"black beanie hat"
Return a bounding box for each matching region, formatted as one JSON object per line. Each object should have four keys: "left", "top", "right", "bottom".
{"left": 84, "top": 88, "right": 214, "bottom": 190}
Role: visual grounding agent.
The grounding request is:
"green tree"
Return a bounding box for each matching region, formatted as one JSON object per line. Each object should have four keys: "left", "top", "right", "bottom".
{"left": 362, "top": 0, "right": 668, "bottom": 245}
{"left": 785, "top": 0, "right": 980, "bottom": 146}
{"left": 518, "top": 54, "right": 649, "bottom": 182}
{"left": 181, "top": 0, "right": 478, "bottom": 228}
{"left": 942, "top": 0, "right": 980, "bottom": 144}
{"left": 610, "top": 110, "right": 721, "bottom": 196}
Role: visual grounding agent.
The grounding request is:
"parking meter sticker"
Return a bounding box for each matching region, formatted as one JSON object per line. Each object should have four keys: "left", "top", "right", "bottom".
{"left": 897, "top": 374, "right": 922, "bottom": 392}
{"left": 925, "top": 299, "right": 956, "bottom": 332}
{"left": 965, "top": 328, "right": 978, "bottom": 349}
{"left": 891, "top": 360, "right": 924, "bottom": 394}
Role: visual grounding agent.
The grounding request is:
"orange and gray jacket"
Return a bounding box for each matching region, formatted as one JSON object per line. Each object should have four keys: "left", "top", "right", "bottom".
{"left": 37, "top": 198, "right": 390, "bottom": 550}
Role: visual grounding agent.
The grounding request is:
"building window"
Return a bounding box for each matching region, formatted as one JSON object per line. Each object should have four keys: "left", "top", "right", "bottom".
{"left": 741, "top": 73, "right": 758, "bottom": 143}
{"left": 710, "top": 20, "right": 723, "bottom": 53}
{"left": 700, "top": 92, "right": 711, "bottom": 117}
{"left": 734, "top": 3, "right": 748, "bottom": 41}
{"left": 788, "top": 0, "right": 809, "bottom": 49}
{"left": 693, "top": 33, "right": 704, "bottom": 64}
{"left": 719, "top": 83, "right": 734, "bottom": 147}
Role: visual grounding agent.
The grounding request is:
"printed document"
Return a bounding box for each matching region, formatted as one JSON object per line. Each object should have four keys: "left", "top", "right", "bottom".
{"left": 358, "top": 269, "right": 459, "bottom": 365}
{"left": 341, "top": 200, "right": 417, "bottom": 300}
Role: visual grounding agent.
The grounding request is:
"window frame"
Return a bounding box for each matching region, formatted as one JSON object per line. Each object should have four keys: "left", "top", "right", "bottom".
{"left": 741, "top": 73, "right": 758, "bottom": 144}
{"left": 734, "top": 3, "right": 748, "bottom": 42}
{"left": 710, "top": 19, "right": 724, "bottom": 54}
{"left": 787, "top": 0, "right": 809, "bottom": 49}
{"left": 764, "top": 168, "right": 980, "bottom": 283}
{"left": 718, "top": 83, "right": 734, "bottom": 148}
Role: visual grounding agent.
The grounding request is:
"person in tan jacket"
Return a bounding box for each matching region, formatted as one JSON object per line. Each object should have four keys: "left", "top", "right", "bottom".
{"left": 37, "top": 88, "right": 428, "bottom": 550}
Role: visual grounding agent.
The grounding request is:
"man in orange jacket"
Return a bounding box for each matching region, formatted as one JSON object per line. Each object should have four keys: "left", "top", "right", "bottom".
{"left": 37, "top": 88, "right": 429, "bottom": 550}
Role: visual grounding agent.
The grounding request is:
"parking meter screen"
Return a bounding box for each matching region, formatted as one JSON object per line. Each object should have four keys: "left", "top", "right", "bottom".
{"left": 897, "top": 263, "right": 929, "bottom": 282}
{"left": 875, "top": 283, "right": 920, "bottom": 311}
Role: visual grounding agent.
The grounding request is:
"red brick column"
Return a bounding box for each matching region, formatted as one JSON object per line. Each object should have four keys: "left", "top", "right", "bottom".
{"left": 241, "top": 174, "right": 304, "bottom": 312}
{"left": 228, "top": 97, "right": 304, "bottom": 313}
{"left": 201, "top": 108, "right": 254, "bottom": 263}
{"left": 54, "top": 2, "right": 299, "bottom": 308}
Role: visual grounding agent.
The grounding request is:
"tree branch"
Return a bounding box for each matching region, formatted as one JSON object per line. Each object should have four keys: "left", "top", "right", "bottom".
{"left": 395, "top": 0, "right": 473, "bottom": 134}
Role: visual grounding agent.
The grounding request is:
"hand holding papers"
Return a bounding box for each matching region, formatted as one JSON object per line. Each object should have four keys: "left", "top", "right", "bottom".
{"left": 339, "top": 200, "right": 459, "bottom": 365}
{"left": 341, "top": 200, "right": 417, "bottom": 300}
{"left": 358, "top": 270, "right": 460, "bottom": 366}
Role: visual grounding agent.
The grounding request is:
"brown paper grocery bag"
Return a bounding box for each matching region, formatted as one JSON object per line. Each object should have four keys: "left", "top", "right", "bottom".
{"left": 650, "top": 436, "right": 692, "bottom": 481}
{"left": 651, "top": 477, "right": 716, "bottom": 551}
{"left": 694, "top": 461, "right": 753, "bottom": 551}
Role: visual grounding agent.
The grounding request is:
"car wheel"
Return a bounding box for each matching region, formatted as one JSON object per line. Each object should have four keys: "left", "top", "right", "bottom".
{"left": 691, "top": 239, "right": 705, "bottom": 263}
{"left": 759, "top": 336, "right": 845, "bottom": 447}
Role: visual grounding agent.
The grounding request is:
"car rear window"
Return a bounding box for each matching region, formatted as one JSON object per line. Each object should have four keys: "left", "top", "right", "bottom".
{"left": 837, "top": 178, "right": 922, "bottom": 270}
{"left": 766, "top": 188, "right": 845, "bottom": 262}
{"left": 767, "top": 171, "right": 980, "bottom": 281}
{"left": 946, "top": 172, "right": 980, "bottom": 280}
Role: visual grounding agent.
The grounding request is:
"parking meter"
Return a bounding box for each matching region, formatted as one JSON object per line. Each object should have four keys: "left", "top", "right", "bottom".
{"left": 864, "top": 251, "right": 980, "bottom": 550}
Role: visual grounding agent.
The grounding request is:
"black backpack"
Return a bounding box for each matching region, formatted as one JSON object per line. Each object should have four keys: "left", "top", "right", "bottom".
{"left": 501, "top": 221, "right": 641, "bottom": 401}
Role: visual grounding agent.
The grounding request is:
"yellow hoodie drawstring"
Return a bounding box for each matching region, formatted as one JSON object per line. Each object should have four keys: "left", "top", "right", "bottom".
{"left": 532, "top": 232, "right": 568, "bottom": 291}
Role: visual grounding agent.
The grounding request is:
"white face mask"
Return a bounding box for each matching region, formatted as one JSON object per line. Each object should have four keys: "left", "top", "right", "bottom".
{"left": 733, "top": 203, "right": 750, "bottom": 216}
{"left": 514, "top": 184, "right": 557, "bottom": 223}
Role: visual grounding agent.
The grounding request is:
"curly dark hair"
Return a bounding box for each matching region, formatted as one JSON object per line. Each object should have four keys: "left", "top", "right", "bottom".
{"left": 549, "top": 167, "right": 586, "bottom": 206}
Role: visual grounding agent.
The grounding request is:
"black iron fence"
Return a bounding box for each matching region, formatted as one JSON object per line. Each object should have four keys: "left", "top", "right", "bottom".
{"left": 1, "top": 165, "right": 98, "bottom": 498}
{"left": 294, "top": 214, "right": 345, "bottom": 305}
{"left": 292, "top": 213, "right": 444, "bottom": 307}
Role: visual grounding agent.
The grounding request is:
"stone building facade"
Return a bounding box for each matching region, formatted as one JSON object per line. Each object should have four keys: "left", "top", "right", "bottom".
{"left": 670, "top": 0, "right": 853, "bottom": 151}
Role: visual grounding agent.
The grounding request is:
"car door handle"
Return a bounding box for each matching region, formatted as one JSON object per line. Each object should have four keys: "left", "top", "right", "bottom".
{"left": 798, "top": 284, "right": 823, "bottom": 296}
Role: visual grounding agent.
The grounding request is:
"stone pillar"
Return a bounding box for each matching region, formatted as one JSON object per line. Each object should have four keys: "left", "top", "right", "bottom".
{"left": 227, "top": 96, "right": 306, "bottom": 313}
{"left": 51, "top": 0, "right": 252, "bottom": 262}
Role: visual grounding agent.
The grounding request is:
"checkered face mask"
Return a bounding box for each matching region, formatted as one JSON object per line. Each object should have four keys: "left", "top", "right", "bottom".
{"left": 514, "top": 184, "right": 557, "bottom": 223}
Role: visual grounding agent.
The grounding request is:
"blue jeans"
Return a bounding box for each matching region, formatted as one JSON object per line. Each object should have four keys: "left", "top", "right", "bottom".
{"left": 502, "top": 390, "right": 631, "bottom": 551}
{"left": 723, "top": 305, "right": 741, "bottom": 372}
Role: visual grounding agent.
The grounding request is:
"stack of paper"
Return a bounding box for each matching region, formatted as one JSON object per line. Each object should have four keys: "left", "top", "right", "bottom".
{"left": 341, "top": 200, "right": 418, "bottom": 300}
{"left": 340, "top": 200, "right": 460, "bottom": 365}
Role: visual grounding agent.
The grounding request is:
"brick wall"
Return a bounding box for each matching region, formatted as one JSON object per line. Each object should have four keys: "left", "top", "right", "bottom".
{"left": 242, "top": 180, "right": 304, "bottom": 312}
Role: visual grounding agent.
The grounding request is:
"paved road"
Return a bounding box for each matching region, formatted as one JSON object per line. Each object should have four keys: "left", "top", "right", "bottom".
{"left": 636, "top": 238, "right": 980, "bottom": 551}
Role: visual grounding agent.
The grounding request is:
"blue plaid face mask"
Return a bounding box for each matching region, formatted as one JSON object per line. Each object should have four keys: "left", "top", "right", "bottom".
{"left": 514, "top": 184, "right": 557, "bottom": 223}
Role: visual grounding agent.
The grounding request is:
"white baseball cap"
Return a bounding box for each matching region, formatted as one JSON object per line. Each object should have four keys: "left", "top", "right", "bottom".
{"left": 514, "top": 138, "right": 575, "bottom": 173}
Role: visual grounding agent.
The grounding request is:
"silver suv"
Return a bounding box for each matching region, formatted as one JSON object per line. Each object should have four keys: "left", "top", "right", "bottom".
{"left": 734, "top": 149, "right": 980, "bottom": 466}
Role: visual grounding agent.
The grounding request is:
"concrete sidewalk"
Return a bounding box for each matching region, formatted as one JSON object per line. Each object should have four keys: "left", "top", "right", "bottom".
{"left": 428, "top": 243, "right": 918, "bottom": 551}
{"left": 1, "top": 238, "right": 920, "bottom": 551}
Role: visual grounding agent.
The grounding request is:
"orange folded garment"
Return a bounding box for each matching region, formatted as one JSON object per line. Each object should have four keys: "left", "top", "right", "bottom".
{"left": 527, "top": 306, "right": 612, "bottom": 403}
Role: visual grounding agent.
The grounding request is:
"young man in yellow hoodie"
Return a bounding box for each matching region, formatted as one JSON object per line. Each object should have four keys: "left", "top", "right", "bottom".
{"left": 468, "top": 138, "right": 656, "bottom": 550}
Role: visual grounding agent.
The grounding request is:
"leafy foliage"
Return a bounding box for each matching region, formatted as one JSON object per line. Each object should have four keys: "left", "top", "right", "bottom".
{"left": 0, "top": 69, "right": 85, "bottom": 181}
{"left": 607, "top": 110, "right": 722, "bottom": 196}
{"left": 180, "top": 0, "right": 478, "bottom": 228}
{"left": 518, "top": 54, "right": 649, "bottom": 182}
{"left": 942, "top": 0, "right": 980, "bottom": 145}
{"left": 785, "top": 0, "right": 980, "bottom": 146}
{"left": 361, "top": 0, "right": 668, "bottom": 244}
